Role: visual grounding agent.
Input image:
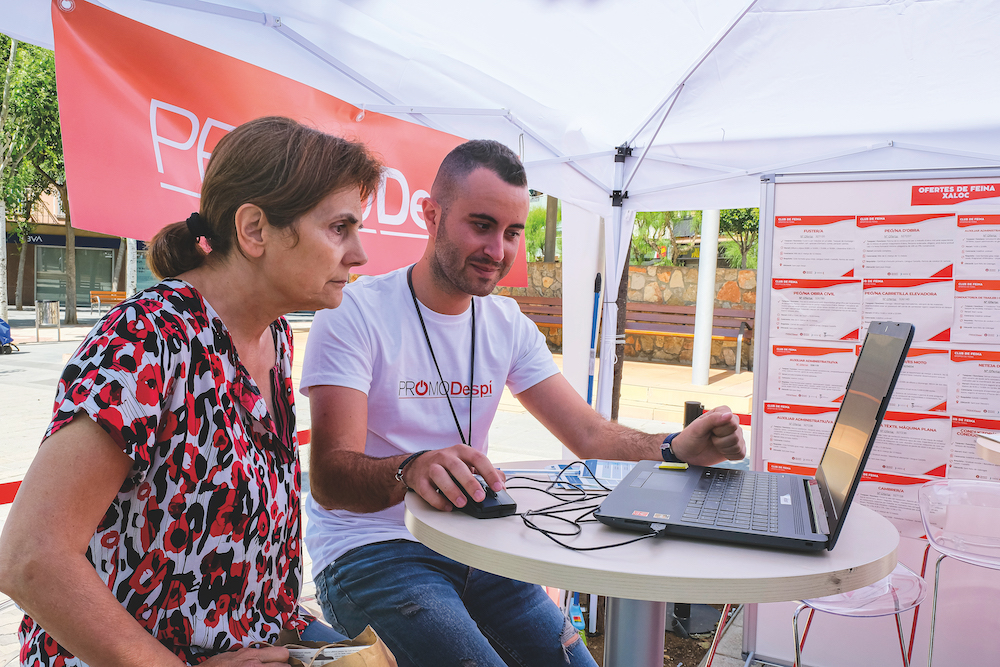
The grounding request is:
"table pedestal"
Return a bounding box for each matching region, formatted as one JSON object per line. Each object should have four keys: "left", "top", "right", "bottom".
{"left": 604, "top": 598, "right": 667, "bottom": 667}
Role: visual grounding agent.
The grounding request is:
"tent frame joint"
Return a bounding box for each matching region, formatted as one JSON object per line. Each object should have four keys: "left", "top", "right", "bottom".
{"left": 611, "top": 190, "right": 628, "bottom": 207}
{"left": 615, "top": 144, "right": 633, "bottom": 163}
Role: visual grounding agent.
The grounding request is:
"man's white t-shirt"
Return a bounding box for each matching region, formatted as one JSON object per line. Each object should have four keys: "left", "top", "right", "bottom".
{"left": 300, "top": 267, "right": 559, "bottom": 576}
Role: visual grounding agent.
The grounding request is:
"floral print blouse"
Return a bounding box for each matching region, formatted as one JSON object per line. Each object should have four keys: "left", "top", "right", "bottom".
{"left": 19, "top": 279, "right": 311, "bottom": 665}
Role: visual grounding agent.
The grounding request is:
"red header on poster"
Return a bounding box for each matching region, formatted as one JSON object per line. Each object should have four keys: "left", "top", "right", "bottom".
{"left": 50, "top": 0, "right": 527, "bottom": 284}
{"left": 764, "top": 403, "right": 839, "bottom": 415}
{"left": 958, "top": 215, "right": 1000, "bottom": 227}
{"left": 951, "top": 349, "right": 1000, "bottom": 363}
{"left": 912, "top": 184, "right": 1000, "bottom": 205}
{"left": 952, "top": 415, "right": 1000, "bottom": 431}
{"left": 856, "top": 213, "right": 953, "bottom": 228}
{"left": 774, "top": 216, "right": 854, "bottom": 228}
{"left": 771, "top": 345, "right": 852, "bottom": 357}
{"left": 860, "top": 471, "right": 931, "bottom": 485}
{"left": 771, "top": 278, "right": 859, "bottom": 290}
{"left": 883, "top": 411, "right": 949, "bottom": 423}
{"left": 906, "top": 348, "right": 949, "bottom": 358}
{"left": 862, "top": 278, "right": 952, "bottom": 290}
{"left": 955, "top": 280, "right": 1000, "bottom": 292}
{"left": 766, "top": 462, "right": 816, "bottom": 476}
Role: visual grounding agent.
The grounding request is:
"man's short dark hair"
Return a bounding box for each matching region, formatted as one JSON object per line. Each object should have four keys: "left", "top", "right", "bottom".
{"left": 432, "top": 140, "right": 527, "bottom": 210}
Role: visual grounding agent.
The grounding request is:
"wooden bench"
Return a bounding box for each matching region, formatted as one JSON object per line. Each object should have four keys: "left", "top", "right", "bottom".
{"left": 509, "top": 295, "right": 754, "bottom": 372}
{"left": 625, "top": 303, "right": 754, "bottom": 372}
{"left": 510, "top": 295, "right": 564, "bottom": 327}
{"left": 90, "top": 290, "right": 128, "bottom": 315}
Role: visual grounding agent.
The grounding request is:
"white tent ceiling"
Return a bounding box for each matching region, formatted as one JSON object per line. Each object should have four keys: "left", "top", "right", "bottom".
{"left": 4, "top": 0, "right": 1000, "bottom": 218}
{"left": 4, "top": 0, "right": 1000, "bottom": 415}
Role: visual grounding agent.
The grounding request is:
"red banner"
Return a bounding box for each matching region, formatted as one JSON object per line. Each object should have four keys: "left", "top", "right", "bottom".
{"left": 50, "top": 1, "right": 527, "bottom": 285}
{"left": 912, "top": 184, "right": 1000, "bottom": 205}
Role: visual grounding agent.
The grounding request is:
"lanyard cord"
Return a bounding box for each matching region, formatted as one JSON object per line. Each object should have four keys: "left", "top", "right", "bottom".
{"left": 406, "top": 265, "right": 475, "bottom": 446}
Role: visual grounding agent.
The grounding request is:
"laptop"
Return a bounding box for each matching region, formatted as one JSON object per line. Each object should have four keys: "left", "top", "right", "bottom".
{"left": 594, "top": 321, "right": 914, "bottom": 552}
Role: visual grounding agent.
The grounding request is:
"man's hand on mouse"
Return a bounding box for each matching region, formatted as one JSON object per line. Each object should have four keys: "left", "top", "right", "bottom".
{"left": 400, "top": 444, "right": 506, "bottom": 512}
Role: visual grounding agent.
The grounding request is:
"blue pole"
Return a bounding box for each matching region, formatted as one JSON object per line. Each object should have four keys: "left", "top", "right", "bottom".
{"left": 586, "top": 274, "right": 602, "bottom": 405}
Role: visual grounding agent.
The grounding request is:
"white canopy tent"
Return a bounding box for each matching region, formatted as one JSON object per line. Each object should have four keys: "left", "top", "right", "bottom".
{"left": 4, "top": 0, "right": 1000, "bottom": 415}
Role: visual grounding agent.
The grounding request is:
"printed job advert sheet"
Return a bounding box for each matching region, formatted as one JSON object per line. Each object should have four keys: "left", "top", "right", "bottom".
{"left": 766, "top": 343, "right": 855, "bottom": 404}
{"left": 889, "top": 347, "right": 950, "bottom": 412}
{"left": 855, "top": 473, "right": 928, "bottom": 537}
{"left": 953, "top": 280, "right": 1000, "bottom": 344}
{"left": 862, "top": 278, "right": 953, "bottom": 342}
{"left": 857, "top": 214, "right": 957, "bottom": 279}
{"left": 951, "top": 349, "right": 1000, "bottom": 416}
{"left": 772, "top": 216, "right": 857, "bottom": 278}
{"left": 869, "top": 411, "right": 950, "bottom": 477}
{"left": 957, "top": 216, "right": 1000, "bottom": 278}
{"left": 761, "top": 403, "right": 839, "bottom": 466}
{"left": 948, "top": 416, "right": 1000, "bottom": 481}
{"left": 770, "top": 279, "right": 862, "bottom": 340}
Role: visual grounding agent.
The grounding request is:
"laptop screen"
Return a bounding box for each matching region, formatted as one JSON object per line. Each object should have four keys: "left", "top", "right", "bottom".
{"left": 815, "top": 321, "right": 913, "bottom": 545}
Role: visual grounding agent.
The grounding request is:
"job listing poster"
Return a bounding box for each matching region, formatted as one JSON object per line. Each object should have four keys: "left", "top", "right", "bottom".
{"left": 762, "top": 177, "right": 1000, "bottom": 534}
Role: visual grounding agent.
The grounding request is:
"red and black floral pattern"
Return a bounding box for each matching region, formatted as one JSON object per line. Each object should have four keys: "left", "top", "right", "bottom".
{"left": 18, "top": 279, "right": 311, "bottom": 666}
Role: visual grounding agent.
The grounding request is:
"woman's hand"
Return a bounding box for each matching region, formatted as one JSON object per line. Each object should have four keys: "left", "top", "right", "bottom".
{"left": 199, "top": 646, "right": 290, "bottom": 666}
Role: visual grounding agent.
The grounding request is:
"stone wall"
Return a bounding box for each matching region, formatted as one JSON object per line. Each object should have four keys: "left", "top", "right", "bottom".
{"left": 495, "top": 263, "right": 756, "bottom": 370}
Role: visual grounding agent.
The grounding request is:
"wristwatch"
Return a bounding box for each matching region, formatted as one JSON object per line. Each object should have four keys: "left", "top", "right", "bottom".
{"left": 661, "top": 433, "right": 684, "bottom": 463}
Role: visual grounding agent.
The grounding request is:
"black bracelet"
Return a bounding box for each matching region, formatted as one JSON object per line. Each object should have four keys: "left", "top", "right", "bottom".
{"left": 395, "top": 450, "right": 430, "bottom": 488}
{"left": 661, "top": 433, "right": 684, "bottom": 463}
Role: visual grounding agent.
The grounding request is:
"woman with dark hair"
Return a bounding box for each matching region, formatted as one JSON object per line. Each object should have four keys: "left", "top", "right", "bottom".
{"left": 0, "top": 116, "right": 383, "bottom": 666}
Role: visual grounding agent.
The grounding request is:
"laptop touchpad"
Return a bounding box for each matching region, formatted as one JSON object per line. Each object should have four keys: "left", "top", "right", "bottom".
{"left": 640, "top": 472, "right": 689, "bottom": 493}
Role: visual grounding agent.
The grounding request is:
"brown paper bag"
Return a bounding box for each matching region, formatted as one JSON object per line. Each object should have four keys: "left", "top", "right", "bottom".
{"left": 281, "top": 626, "right": 397, "bottom": 667}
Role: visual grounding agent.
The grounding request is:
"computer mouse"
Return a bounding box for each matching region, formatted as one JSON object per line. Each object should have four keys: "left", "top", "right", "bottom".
{"left": 448, "top": 473, "right": 518, "bottom": 519}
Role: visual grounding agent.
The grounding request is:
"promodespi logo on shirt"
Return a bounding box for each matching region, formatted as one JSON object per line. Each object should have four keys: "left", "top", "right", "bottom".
{"left": 399, "top": 379, "right": 493, "bottom": 398}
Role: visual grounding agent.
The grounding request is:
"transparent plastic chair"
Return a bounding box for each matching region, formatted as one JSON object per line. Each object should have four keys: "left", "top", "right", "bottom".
{"left": 792, "top": 562, "right": 927, "bottom": 667}
{"left": 918, "top": 478, "right": 1000, "bottom": 666}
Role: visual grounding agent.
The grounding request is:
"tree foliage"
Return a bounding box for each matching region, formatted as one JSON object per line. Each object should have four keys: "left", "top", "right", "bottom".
{"left": 2, "top": 35, "right": 62, "bottom": 319}
{"left": 524, "top": 206, "right": 547, "bottom": 261}
{"left": 720, "top": 207, "right": 759, "bottom": 269}
{"left": 630, "top": 211, "right": 700, "bottom": 266}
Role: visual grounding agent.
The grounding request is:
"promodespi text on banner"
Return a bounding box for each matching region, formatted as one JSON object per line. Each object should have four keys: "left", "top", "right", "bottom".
{"left": 50, "top": 0, "right": 528, "bottom": 284}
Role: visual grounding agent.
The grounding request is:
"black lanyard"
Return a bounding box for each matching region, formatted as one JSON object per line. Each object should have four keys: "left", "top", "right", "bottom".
{"left": 406, "top": 265, "right": 475, "bottom": 446}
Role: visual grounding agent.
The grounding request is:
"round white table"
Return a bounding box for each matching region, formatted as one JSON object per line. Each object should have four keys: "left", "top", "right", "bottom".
{"left": 404, "top": 461, "right": 899, "bottom": 666}
{"left": 976, "top": 433, "right": 1000, "bottom": 465}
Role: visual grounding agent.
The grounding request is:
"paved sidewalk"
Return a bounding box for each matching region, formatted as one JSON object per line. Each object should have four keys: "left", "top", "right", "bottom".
{"left": 0, "top": 307, "right": 760, "bottom": 666}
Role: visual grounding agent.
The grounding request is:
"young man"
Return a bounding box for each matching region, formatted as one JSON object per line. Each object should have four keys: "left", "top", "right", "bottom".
{"left": 300, "top": 140, "right": 746, "bottom": 667}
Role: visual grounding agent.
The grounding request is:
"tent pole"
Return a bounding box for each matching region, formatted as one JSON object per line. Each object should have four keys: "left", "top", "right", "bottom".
{"left": 595, "top": 146, "right": 631, "bottom": 419}
{"left": 691, "top": 211, "right": 720, "bottom": 386}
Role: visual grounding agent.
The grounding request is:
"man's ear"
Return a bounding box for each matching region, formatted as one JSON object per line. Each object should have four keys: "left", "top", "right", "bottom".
{"left": 421, "top": 196, "right": 442, "bottom": 239}
{"left": 234, "top": 203, "right": 266, "bottom": 258}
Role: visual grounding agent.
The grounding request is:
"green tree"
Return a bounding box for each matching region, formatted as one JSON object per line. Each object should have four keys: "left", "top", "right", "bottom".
{"left": 630, "top": 210, "right": 701, "bottom": 266}
{"left": 720, "top": 207, "right": 759, "bottom": 269}
{"left": 3, "top": 158, "right": 45, "bottom": 308}
{"left": 1, "top": 36, "right": 60, "bottom": 321}
{"left": 524, "top": 206, "right": 547, "bottom": 261}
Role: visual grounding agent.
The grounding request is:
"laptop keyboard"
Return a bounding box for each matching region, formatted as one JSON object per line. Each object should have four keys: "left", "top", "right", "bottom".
{"left": 682, "top": 469, "right": 780, "bottom": 533}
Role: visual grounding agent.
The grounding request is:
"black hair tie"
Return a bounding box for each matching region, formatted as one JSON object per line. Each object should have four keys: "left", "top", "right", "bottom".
{"left": 185, "top": 212, "right": 210, "bottom": 240}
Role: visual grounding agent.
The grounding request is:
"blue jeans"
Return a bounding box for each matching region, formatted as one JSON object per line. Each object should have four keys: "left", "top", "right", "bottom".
{"left": 314, "top": 540, "right": 597, "bottom": 667}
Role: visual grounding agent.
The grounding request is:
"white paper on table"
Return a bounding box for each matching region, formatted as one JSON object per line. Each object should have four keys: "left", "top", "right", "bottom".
{"left": 953, "top": 280, "right": 1000, "bottom": 344}
{"left": 766, "top": 341, "right": 855, "bottom": 404}
{"left": 869, "top": 411, "right": 950, "bottom": 477}
{"left": 889, "top": 347, "right": 951, "bottom": 412}
{"left": 854, "top": 472, "right": 929, "bottom": 538}
{"left": 950, "top": 349, "right": 1000, "bottom": 416}
{"left": 856, "top": 213, "right": 957, "bottom": 279}
{"left": 949, "top": 415, "right": 1000, "bottom": 481}
{"left": 761, "top": 402, "right": 839, "bottom": 467}
{"left": 772, "top": 215, "right": 857, "bottom": 279}
{"left": 770, "top": 278, "right": 862, "bottom": 341}
{"left": 862, "top": 278, "right": 954, "bottom": 342}
{"left": 956, "top": 215, "right": 1000, "bottom": 278}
